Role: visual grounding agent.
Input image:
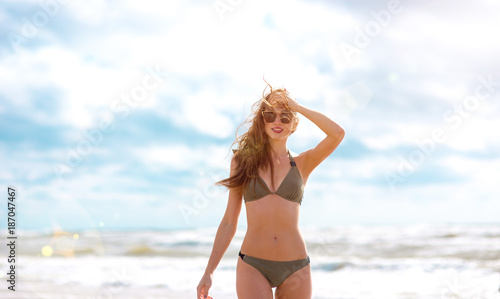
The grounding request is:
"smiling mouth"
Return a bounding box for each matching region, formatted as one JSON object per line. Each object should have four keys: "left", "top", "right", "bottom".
{"left": 272, "top": 127, "right": 283, "bottom": 133}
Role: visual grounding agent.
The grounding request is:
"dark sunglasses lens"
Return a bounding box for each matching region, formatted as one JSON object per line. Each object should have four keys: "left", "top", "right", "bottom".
{"left": 263, "top": 112, "right": 276, "bottom": 122}
{"left": 281, "top": 113, "right": 292, "bottom": 124}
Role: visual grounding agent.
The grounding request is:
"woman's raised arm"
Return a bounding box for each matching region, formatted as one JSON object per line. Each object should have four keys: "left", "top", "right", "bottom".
{"left": 288, "top": 98, "right": 345, "bottom": 180}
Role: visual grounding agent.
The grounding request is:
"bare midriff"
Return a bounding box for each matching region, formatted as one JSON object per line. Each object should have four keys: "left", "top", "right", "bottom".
{"left": 240, "top": 194, "right": 308, "bottom": 261}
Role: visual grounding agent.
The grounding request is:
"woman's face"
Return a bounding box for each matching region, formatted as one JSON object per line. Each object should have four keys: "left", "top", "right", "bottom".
{"left": 262, "top": 104, "right": 296, "bottom": 141}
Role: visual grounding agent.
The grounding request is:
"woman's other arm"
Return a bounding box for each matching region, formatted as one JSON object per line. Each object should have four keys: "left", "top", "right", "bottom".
{"left": 196, "top": 158, "right": 243, "bottom": 298}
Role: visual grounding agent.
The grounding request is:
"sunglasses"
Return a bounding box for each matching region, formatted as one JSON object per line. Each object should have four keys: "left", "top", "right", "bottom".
{"left": 262, "top": 111, "right": 293, "bottom": 124}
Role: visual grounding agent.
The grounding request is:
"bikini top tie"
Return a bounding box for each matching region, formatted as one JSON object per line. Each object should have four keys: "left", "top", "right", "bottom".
{"left": 243, "top": 151, "right": 304, "bottom": 204}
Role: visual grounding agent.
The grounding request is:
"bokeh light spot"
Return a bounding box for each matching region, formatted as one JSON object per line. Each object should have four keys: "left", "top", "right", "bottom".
{"left": 41, "top": 245, "right": 53, "bottom": 257}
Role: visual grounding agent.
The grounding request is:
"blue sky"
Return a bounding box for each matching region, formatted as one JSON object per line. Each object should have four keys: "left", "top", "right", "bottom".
{"left": 1, "top": 0, "right": 499, "bottom": 232}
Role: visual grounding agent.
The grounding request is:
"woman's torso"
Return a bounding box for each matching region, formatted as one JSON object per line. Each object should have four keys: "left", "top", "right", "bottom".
{"left": 240, "top": 153, "right": 308, "bottom": 261}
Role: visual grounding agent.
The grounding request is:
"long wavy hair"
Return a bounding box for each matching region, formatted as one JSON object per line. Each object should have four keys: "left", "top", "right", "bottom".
{"left": 216, "top": 82, "right": 299, "bottom": 191}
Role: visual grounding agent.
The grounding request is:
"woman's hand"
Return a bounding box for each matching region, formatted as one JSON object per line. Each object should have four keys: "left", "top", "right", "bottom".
{"left": 286, "top": 97, "right": 301, "bottom": 113}
{"left": 196, "top": 273, "right": 213, "bottom": 299}
{"left": 283, "top": 89, "right": 301, "bottom": 113}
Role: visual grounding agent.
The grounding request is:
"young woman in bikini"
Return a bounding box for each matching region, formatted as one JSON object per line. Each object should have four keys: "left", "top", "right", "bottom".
{"left": 197, "top": 84, "right": 345, "bottom": 299}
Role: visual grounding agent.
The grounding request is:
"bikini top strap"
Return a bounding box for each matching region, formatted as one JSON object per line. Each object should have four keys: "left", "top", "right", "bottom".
{"left": 288, "top": 151, "right": 296, "bottom": 166}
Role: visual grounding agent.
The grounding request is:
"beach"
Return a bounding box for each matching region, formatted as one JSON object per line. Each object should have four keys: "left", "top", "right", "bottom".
{"left": 1, "top": 224, "right": 500, "bottom": 298}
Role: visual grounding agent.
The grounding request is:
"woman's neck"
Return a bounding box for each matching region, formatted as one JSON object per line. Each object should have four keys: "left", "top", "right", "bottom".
{"left": 268, "top": 139, "right": 288, "bottom": 158}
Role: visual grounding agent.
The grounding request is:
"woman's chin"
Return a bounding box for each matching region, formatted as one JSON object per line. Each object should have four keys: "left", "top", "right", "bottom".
{"left": 267, "top": 131, "right": 290, "bottom": 141}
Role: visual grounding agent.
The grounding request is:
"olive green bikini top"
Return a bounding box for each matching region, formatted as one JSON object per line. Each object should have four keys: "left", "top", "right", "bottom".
{"left": 243, "top": 151, "right": 304, "bottom": 204}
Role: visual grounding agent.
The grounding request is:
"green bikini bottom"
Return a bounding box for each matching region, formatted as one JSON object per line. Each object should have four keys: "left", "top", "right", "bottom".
{"left": 239, "top": 251, "right": 310, "bottom": 288}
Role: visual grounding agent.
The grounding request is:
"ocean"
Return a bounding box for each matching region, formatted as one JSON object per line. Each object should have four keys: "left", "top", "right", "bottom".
{"left": 1, "top": 224, "right": 499, "bottom": 299}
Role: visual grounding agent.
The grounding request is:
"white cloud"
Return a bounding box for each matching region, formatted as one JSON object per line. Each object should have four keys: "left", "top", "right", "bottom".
{"left": 443, "top": 118, "right": 492, "bottom": 152}
{"left": 133, "top": 143, "right": 229, "bottom": 172}
{"left": 63, "top": 0, "right": 108, "bottom": 26}
{"left": 440, "top": 155, "right": 500, "bottom": 188}
{"left": 0, "top": 46, "right": 152, "bottom": 128}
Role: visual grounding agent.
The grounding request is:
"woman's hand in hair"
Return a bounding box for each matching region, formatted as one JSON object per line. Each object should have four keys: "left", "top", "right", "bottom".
{"left": 286, "top": 94, "right": 301, "bottom": 113}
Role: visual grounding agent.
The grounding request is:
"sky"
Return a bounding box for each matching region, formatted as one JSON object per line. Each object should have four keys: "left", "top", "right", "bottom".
{"left": 1, "top": 0, "right": 499, "bottom": 233}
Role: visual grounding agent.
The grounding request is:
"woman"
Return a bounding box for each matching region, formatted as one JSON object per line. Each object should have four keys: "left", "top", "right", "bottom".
{"left": 196, "top": 84, "right": 345, "bottom": 299}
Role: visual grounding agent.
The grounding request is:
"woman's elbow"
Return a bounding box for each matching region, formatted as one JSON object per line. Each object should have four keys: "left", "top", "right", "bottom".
{"left": 338, "top": 127, "right": 345, "bottom": 139}
{"left": 332, "top": 126, "right": 345, "bottom": 141}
